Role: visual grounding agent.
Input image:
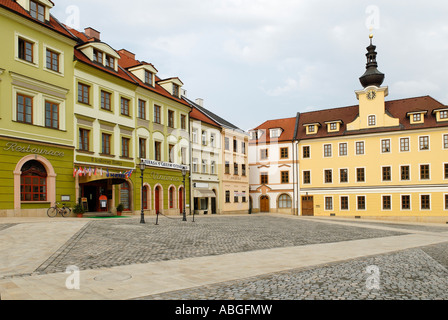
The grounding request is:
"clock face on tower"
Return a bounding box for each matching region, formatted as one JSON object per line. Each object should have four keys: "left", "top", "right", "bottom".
{"left": 367, "top": 90, "right": 377, "bottom": 100}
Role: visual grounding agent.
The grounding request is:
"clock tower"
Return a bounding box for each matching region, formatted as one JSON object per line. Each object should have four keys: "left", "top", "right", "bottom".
{"left": 347, "top": 34, "right": 399, "bottom": 131}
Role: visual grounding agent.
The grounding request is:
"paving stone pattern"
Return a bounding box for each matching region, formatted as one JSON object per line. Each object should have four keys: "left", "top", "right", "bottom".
{"left": 140, "top": 245, "right": 448, "bottom": 300}
{"left": 335, "top": 220, "right": 448, "bottom": 233}
{"left": 35, "top": 216, "right": 406, "bottom": 274}
{"left": 0, "top": 224, "right": 18, "bottom": 232}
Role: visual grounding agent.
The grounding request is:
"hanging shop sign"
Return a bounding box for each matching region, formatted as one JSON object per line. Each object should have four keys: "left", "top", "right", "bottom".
{"left": 141, "top": 159, "right": 189, "bottom": 171}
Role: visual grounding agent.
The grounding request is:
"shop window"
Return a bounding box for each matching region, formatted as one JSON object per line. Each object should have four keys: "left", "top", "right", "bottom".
{"left": 21, "top": 160, "right": 47, "bottom": 202}
{"left": 169, "top": 187, "right": 175, "bottom": 209}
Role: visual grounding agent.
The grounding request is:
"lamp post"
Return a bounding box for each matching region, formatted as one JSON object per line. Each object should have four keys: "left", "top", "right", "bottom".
{"left": 181, "top": 167, "right": 187, "bottom": 222}
{"left": 140, "top": 161, "right": 146, "bottom": 224}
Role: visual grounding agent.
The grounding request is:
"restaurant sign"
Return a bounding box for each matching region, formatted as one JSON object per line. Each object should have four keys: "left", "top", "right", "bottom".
{"left": 141, "top": 159, "right": 189, "bottom": 171}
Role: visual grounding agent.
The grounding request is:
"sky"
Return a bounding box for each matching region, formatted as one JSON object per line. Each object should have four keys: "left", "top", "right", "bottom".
{"left": 52, "top": 0, "right": 448, "bottom": 132}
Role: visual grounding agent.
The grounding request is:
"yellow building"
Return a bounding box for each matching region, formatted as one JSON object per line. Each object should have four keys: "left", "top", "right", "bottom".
{"left": 295, "top": 36, "right": 448, "bottom": 221}
{"left": 0, "top": 0, "right": 77, "bottom": 216}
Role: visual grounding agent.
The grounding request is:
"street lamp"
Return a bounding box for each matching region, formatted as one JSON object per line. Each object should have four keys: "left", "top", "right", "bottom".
{"left": 140, "top": 161, "right": 146, "bottom": 224}
{"left": 181, "top": 167, "right": 187, "bottom": 221}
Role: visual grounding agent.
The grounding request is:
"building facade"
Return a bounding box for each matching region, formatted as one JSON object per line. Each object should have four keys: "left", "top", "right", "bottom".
{"left": 0, "top": 0, "right": 77, "bottom": 216}
{"left": 248, "top": 117, "right": 298, "bottom": 214}
{"left": 185, "top": 98, "right": 222, "bottom": 214}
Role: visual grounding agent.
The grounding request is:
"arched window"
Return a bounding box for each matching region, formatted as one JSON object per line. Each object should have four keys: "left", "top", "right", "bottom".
{"left": 169, "top": 187, "right": 175, "bottom": 209}
{"left": 278, "top": 194, "right": 292, "bottom": 208}
{"left": 21, "top": 160, "right": 47, "bottom": 202}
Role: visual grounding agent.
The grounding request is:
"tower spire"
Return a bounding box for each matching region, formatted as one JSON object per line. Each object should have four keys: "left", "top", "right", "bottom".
{"left": 359, "top": 33, "right": 385, "bottom": 88}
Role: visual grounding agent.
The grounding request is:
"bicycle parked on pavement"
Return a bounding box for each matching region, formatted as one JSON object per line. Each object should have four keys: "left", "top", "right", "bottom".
{"left": 47, "top": 202, "right": 72, "bottom": 218}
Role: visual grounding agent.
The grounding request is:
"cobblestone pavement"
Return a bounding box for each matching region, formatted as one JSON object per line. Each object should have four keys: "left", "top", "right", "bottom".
{"left": 34, "top": 215, "right": 406, "bottom": 275}
{"left": 138, "top": 244, "right": 448, "bottom": 300}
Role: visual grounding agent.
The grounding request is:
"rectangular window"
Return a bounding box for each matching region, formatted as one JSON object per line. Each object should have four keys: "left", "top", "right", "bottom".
{"left": 173, "top": 84, "right": 180, "bottom": 97}
{"left": 101, "top": 133, "right": 111, "bottom": 155}
{"left": 356, "top": 141, "right": 365, "bottom": 155}
{"left": 419, "top": 136, "right": 429, "bottom": 150}
{"left": 381, "top": 139, "right": 391, "bottom": 153}
{"left": 202, "top": 160, "right": 208, "bottom": 173}
{"left": 122, "top": 137, "right": 130, "bottom": 158}
{"left": 324, "top": 144, "right": 332, "bottom": 157}
{"left": 325, "top": 197, "right": 333, "bottom": 210}
{"left": 421, "top": 195, "right": 430, "bottom": 210}
{"left": 138, "top": 100, "right": 146, "bottom": 119}
{"left": 224, "top": 137, "right": 230, "bottom": 150}
{"left": 241, "top": 142, "right": 246, "bottom": 154}
{"left": 211, "top": 161, "right": 216, "bottom": 174}
{"left": 154, "top": 105, "right": 161, "bottom": 124}
{"left": 168, "top": 110, "right": 174, "bottom": 128}
{"left": 78, "top": 83, "right": 90, "bottom": 104}
{"left": 139, "top": 138, "right": 146, "bottom": 159}
{"left": 121, "top": 98, "right": 130, "bottom": 116}
{"left": 324, "top": 169, "right": 332, "bottom": 183}
{"left": 30, "top": 1, "right": 45, "bottom": 22}
{"left": 234, "top": 163, "right": 238, "bottom": 175}
{"left": 145, "top": 70, "right": 153, "bottom": 86}
{"left": 303, "top": 146, "right": 310, "bottom": 158}
{"left": 225, "top": 191, "right": 230, "bottom": 203}
{"left": 339, "top": 143, "right": 347, "bottom": 156}
{"left": 401, "top": 166, "right": 410, "bottom": 181}
{"left": 382, "top": 167, "right": 391, "bottom": 181}
{"left": 330, "top": 123, "right": 337, "bottom": 131}
{"left": 181, "top": 147, "right": 186, "bottom": 165}
{"left": 341, "top": 196, "right": 349, "bottom": 210}
{"left": 340, "top": 168, "right": 348, "bottom": 183}
{"left": 154, "top": 141, "right": 161, "bottom": 161}
{"left": 357, "top": 196, "right": 366, "bottom": 210}
{"left": 445, "top": 164, "right": 448, "bottom": 179}
{"left": 444, "top": 135, "right": 448, "bottom": 149}
{"left": 181, "top": 114, "right": 186, "bottom": 130}
{"left": 241, "top": 164, "right": 246, "bottom": 176}
{"left": 225, "top": 161, "right": 230, "bottom": 174}
{"left": 210, "top": 134, "right": 216, "bottom": 147}
{"left": 233, "top": 139, "right": 238, "bottom": 153}
{"left": 357, "top": 168, "right": 365, "bottom": 182}
{"left": 445, "top": 195, "right": 448, "bottom": 210}
{"left": 192, "top": 129, "right": 198, "bottom": 144}
{"left": 382, "top": 195, "right": 391, "bottom": 210}
{"left": 17, "top": 93, "right": 33, "bottom": 124}
{"left": 368, "top": 115, "right": 376, "bottom": 126}
{"left": 93, "top": 49, "right": 103, "bottom": 63}
{"left": 101, "top": 91, "right": 112, "bottom": 111}
{"left": 260, "top": 173, "right": 268, "bottom": 184}
{"left": 202, "top": 131, "right": 207, "bottom": 146}
{"left": 420, "top": 164, "right": 430, "bottom": 180}
{"left": 192, "top": 158, "right": 198, "bottom": 173}
{"left": 280, "top": 147, "right": 289, "bottom": 159}
{"left": 440, "top": 111, "right": 448, "bottom": 119}
{"left": 79, "top": 129, "right": 89, "bottom": 151}
{"left": 400, "top": 138, "right": 410, "bottom": 152}
{"left": 45, "top": 101, "right": 59, "bottom": 129}
{"left": 413, "top": 113, "right": 421, "bottom": 122}
{"left": 46, "top": 49, "right": 59, "bottom": 72}
{"left": 169, "top": 144, "right": 175, "bottom": 163}
{"left": 105, "top": 55, "right": 115, "bottom": 69}
{"left": 260, "top": 149, "right": 268, "bottom": 160}
{"left": 18, "top": 38, "right": 34, "bottom": 63}
{"left": 234, "top": 192, "right": 239, "bottom": 203}
{"left": 401, "top": 195, "right": 411, "bottom": 210}
{"left": 303, "top": 171, "right": 311, "bottom": 184}
{"left": 281, "top": 171, "right": 289, "bottom": 184}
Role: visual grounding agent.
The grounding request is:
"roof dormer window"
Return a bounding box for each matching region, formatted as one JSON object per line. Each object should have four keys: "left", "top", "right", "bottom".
{"left": 432, "top": 108, "right": 448, "bottom": 122}
{"left": 173, "top": 84, "right": 180, "bottom": 97}
{"left": 145, "top": 70, "right": 153, "bottom": 86}
{"left": 407, "top": 111, "right": 427, "bottom": 125}
{"left": 30, "top": 0, "right": 45, "bottom": 22}
{"left": 304, "top": 123, "right": 320, "bottom": 135}
{"left": 105, "top": 54, "right": 115, "bottom": 69}
{"left": 93, "top": 49, "right": 103, "bottom": 64}
{"left": 270, "top": 128, "right": 282, "bottom": 139}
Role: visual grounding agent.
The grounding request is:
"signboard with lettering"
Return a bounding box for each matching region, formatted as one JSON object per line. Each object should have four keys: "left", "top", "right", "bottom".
{"left": 141, "top": 159, "right": 189, "bottom": 171}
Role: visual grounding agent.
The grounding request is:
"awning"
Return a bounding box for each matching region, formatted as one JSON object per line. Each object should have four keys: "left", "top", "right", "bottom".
{"left": 193, "top": 189, "right": 216, "bottom": 198}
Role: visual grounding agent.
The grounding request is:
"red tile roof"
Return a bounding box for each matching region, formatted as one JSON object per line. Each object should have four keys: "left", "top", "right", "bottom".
{"left": 190, "top": 107, "right": 221, "bottom": 128}
{"left": 295, "top": 95, "right": 448, "bottom": 140}
{"left": 0, "top": 0, "right": 75, "bottom": 39}
{"left": 250, "top": 117, "right": 297, "bottom": 144}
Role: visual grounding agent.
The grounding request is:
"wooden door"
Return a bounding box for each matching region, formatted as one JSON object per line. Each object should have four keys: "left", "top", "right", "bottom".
{"left": 302, "top": 196, "right": 314, "bottom": 216}
{"left": 260, "top": 195, "right": 270, "bottom": 212}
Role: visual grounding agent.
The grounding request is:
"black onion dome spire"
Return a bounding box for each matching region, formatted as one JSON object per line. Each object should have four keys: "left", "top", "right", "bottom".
{"left": 359, "top": 34, "right": 385, "bottom": 88}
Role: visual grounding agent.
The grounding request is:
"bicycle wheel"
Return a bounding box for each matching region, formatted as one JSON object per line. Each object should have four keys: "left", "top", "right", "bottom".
{"left": 47, "top": 207, "right": 58, "bottom": 218}
{"left": 61, "top": 207, "right": 71, "bottom": 218}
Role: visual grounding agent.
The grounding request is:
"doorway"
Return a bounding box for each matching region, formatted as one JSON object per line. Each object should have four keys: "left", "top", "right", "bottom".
{"left": 211, "top": 190, "right": 217, "bottom": 214}
{"left": 260, "top": 195, "right": 270, "bottom": 212}
{"left": 302, "top": 196, "right": 314, "bottom": 216}
{"left": 155, "top": 186, "right": 161, "bottom": 213}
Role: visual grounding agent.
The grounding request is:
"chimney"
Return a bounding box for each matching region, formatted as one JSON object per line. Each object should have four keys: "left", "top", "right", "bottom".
{"left": 195, "top": 98, "right": 204, "bottom": 107}
{"left": 84, "top": 27, "right": 101, "bottom": 41}
{"left": 118, "top": 49, "right": 136, "bottom": 60}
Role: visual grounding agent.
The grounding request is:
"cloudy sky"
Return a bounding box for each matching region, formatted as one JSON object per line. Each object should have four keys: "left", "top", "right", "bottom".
{"left": 52, "top": 0, "right": 448, "bottom": 131}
